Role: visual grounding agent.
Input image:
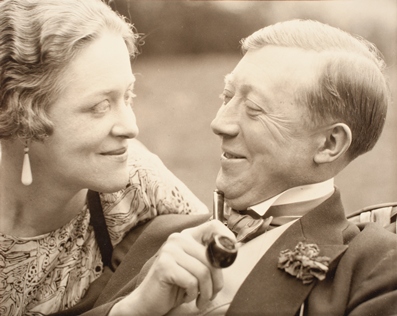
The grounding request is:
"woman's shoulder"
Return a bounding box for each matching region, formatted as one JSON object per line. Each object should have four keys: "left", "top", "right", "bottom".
{"left": 126, "top": 138, "right": 208, "bottom": 215}
{"left": 98, "top": 139, "right": 208, "bottom": 246}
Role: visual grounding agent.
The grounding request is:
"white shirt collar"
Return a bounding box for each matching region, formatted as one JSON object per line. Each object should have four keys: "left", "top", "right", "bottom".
{"left": 249, "top": 178, "right": 335, "bottom": 216}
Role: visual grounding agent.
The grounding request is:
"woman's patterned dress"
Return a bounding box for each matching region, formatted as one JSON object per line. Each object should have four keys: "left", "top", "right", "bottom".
{"left": 0, "top": 140, "right": 207, "bottom": 316}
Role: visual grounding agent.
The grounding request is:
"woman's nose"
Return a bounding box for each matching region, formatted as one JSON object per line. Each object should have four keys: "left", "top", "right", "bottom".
{"left": 112, "top": 103, "right": 139, "bottom": 139}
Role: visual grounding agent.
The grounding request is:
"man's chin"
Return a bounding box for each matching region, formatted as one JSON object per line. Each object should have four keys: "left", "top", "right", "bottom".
{"left": 215, "top": 173, "right": 231, "bottom": 194}
{"left": 217, "top": 187, "right": 250, "bottom": 211}
{"left": 225, "top": 198, "right": 250, "bottom": 212}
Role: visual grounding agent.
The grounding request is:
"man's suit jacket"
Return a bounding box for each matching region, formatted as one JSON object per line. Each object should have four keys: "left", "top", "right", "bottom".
{"left": 54, "top": 189, "right": 397, "bottom": 316}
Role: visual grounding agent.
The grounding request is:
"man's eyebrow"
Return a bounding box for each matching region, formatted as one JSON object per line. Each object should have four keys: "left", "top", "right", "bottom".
{"left": 240, "top": 84, "right": 251, "bottom": 97}
{"left": 223, "top": 73, "right": 250, "bottom": 96}
{"left": 224, "top": 73, "right": 233, "bottom": 84}
{"left": 127, "top": 79, "right": 136, "bottom": 90}
{"left": 224, "top": 73, "right": 269, "bottom": 105}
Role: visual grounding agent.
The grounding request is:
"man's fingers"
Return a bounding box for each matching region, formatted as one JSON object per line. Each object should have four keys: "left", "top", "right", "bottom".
{"left": 146, "top": 220, "right": 236, "bottom": 311}
{"left": 160, "top": 240, "right": 222, "bottom": 303}
{"left": 153, "top": 252, "right": 199, "bottom": 304}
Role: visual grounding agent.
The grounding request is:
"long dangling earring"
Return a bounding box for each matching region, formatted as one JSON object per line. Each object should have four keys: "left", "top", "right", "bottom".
{"left": 21, "top": 141, "right": 33, "bottom": 186}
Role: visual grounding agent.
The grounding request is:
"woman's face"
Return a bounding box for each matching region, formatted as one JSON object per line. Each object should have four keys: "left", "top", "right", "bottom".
{"left": 30, "top": 31, "right": 139, "bottom": 193}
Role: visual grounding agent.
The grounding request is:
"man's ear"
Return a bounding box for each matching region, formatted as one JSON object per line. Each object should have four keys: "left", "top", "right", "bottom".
{"left": 314, "top": 123, "right": 352, "bottom": 164}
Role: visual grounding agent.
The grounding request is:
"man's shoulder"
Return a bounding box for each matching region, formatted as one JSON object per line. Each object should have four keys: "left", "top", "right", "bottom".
{"left": 355, "top": 222, "right": 396, "bottom": 241}
{"left": 344, "top": 222, "right": 397, "bottom": 262}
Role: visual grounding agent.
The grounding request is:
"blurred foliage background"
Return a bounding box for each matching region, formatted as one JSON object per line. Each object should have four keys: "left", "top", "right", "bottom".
{"left": 112, "top": 0, "right": 396, "bottom": 213}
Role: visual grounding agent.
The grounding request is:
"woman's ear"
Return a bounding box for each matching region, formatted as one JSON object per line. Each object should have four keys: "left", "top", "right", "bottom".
{"left": 314, "top": 123, "right": 352, "bottom": 164}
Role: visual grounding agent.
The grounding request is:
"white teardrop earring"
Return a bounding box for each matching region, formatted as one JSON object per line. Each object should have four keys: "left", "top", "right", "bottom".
{"left": 21, "top": 141, "right": 33, "bottom": 186}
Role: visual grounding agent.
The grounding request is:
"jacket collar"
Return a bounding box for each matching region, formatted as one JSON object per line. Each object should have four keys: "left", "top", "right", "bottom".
{"left": 227, "top": 188, "right": 359, "bottom": 316}
{"left": 249, "top": 179, "right": 335, "bottom": 217}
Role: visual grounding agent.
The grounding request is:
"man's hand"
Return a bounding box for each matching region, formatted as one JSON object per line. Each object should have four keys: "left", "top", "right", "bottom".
{"left": 110, "top": 220, "right": 236, "bottom": 316}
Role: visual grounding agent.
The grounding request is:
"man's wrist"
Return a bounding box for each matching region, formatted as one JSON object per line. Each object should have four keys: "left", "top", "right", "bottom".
{"left": 109, "top": 297, "right": 140, "bottom": 316}
{"left": 108, "top": 295, "right": 141, "bottom": 316}
{"left": 108, "top": 300, "right": 128, "bottom": 316}
{"left": 108, "top": 291, "right": 161, "bottom": 316}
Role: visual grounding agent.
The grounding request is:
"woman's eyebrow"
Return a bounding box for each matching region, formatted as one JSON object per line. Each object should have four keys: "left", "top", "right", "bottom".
{"left": 85, "top": 78, "right": 137, "bottom": 98}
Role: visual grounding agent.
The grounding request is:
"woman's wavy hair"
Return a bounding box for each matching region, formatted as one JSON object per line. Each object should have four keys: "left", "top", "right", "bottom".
{"left": 0, "top": 0, "right": 139, "bottom": 141}
{"left": 241, "top": 19, "right": 390, "bottom": 161}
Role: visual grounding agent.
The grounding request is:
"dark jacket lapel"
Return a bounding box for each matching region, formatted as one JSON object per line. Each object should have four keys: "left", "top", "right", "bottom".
{"left": 227, "top": 189, "right": 358, "bottom": 316}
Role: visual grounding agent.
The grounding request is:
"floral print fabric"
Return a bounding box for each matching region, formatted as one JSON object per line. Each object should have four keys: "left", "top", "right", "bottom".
{"left": 0, "top": 140, "right": 207, "bottom": 316}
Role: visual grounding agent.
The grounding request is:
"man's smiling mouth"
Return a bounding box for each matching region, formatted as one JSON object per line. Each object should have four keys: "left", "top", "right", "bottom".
{"left": 222, "top": 152, "right": 245, "bottom": 159}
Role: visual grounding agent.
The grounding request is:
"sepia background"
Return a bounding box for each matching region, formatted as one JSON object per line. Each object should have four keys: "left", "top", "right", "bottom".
{"left": 112, "top": 0, "right": 396, "bottom": 214}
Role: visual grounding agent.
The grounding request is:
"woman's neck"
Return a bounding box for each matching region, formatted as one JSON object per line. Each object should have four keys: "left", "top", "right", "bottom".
{"left": 0, "top": 146, "right": 88, "bottom": 237}
{"left": 0, "top": 183, "right": 88, "bottom": 237}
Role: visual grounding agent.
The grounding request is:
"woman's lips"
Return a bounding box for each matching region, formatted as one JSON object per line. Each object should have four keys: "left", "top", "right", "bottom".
{"left": 101, "top": 147, "right": 127, "bottom": 155}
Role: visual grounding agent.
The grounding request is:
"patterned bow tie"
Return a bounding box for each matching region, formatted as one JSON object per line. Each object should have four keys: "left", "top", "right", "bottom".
{"left": 227, "top": 208, "right": 301, "bottom": 243}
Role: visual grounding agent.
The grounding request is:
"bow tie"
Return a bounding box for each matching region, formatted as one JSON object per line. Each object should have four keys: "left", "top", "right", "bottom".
{"left": 227, "top": 208, "right": 301, "bottom": 243}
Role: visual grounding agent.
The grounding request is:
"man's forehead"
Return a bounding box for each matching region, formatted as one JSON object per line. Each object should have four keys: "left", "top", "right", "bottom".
{"left": 224, "top": 46, "right": 320, "bottom": 90}
{"left": 239, "top": 45, "right": 319, "bottom": 71}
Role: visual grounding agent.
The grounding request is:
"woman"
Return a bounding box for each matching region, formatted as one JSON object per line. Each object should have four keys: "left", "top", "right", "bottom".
{"left": 0, "top": 0, "right": 208, "bottom": 314}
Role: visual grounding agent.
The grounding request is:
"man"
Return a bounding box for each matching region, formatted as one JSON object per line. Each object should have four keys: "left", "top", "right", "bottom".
{"left": 59, "top": 19, "right": 397, "bottom": 316}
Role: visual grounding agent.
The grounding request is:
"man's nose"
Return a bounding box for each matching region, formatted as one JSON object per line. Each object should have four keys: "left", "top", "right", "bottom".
{"left": 112, "top": 104, "right": 139, "bottom": 139}
{"left": 210, "top": 102, "right": 239, "bottom": 137}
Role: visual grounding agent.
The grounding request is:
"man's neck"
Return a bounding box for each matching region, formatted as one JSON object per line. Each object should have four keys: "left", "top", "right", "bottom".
{"left": 249, "top": 179, "right": 335, "bottom": 217}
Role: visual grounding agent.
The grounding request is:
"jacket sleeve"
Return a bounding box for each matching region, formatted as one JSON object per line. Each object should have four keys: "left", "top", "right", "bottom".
{"left": 345, "top": 223, "right": 397, "bottom": 316}
{"left": 78, "top": 214, "right": 210, "bottom": 316}
{"left": 348, "top": 247, "right": 397, "bottom": 316}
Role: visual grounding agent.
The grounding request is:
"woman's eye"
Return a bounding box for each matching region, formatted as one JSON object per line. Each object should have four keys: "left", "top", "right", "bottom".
{"left": 125, "top": 89, "right": 136, "bottom": 107}
{"left": 92, "top": 100, "right": 110, "bottom": 114}
{"left": 219, "top": 90, "right": 233, "bottom": 105}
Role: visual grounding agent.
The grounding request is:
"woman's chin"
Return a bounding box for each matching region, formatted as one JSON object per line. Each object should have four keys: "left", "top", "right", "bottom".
{"left": 89, "top": 173, "right": 130, "bottom": 193}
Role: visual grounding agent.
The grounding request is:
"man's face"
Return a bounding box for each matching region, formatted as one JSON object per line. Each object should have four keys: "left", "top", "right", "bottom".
{"left": 211, "top": 45, "right": 323, "bottom": 210}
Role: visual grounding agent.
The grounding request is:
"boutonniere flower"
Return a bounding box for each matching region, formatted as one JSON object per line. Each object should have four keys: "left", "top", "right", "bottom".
{"left": 278, "top": 242, "right": 330, "bottom": 285}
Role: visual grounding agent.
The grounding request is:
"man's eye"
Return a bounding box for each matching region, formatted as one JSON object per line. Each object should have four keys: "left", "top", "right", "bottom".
{"left": 219, "top": 91, "right": 233, "bottom": 105}
{"left": 92, "top": 100, "right": 110, "bottom": 114}
{"left": 245, "top": 101, "right": 263, "bottom": 116}
{"left": 125, "top": 89, "right": 136, "bottom": 107}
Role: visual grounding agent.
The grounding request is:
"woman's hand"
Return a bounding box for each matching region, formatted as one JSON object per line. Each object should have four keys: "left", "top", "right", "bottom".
{"left": 110, "top": 220, "right": 236, "bottom": 316}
